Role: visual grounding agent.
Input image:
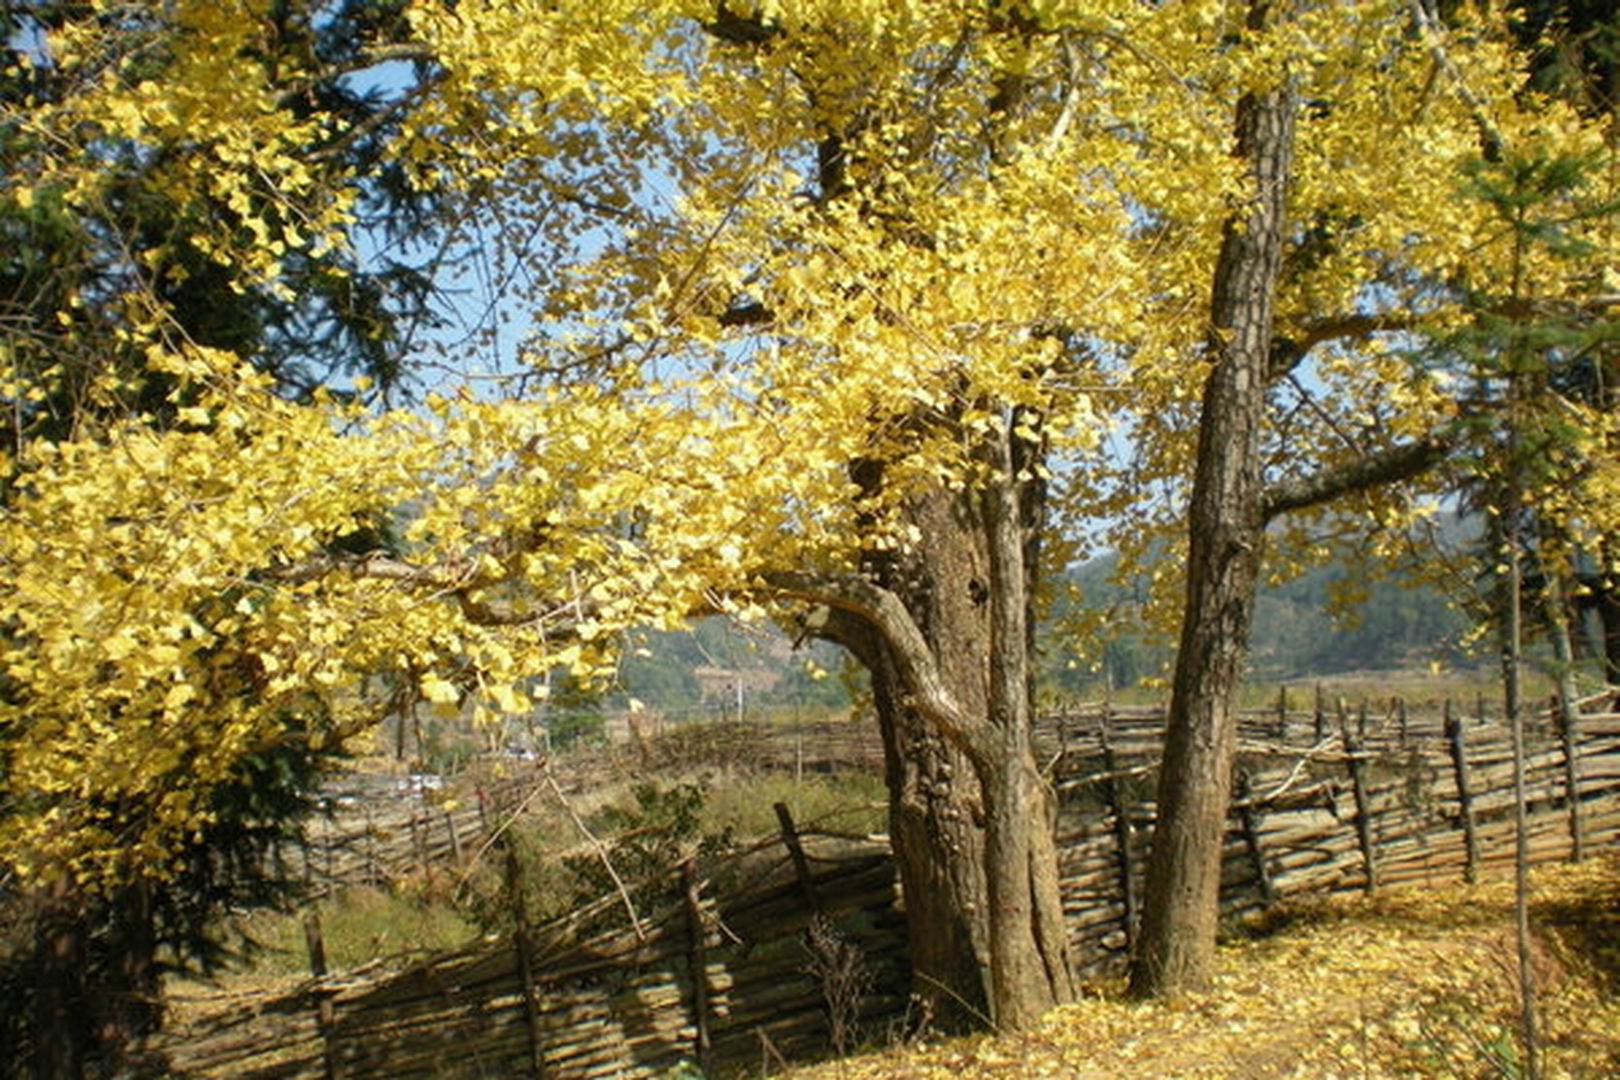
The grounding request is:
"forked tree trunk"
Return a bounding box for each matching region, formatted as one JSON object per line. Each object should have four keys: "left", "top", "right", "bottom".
{"left": 1130, "top": 57, "right": 1298, "bottom": 999}
{"left": 823, "top": 432, "right": 1072, "bottom": 1031}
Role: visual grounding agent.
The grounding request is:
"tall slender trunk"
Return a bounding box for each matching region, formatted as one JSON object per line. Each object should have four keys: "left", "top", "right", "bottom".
{"left": 1500, "top": 210, "right": 1541, "bottom": 1079}
{"left": 981, "top": 426, "right": 1075, "bottom": 1029}
{"left": 1502, "top": 509, "right": 1541, "bottom": 1080}
{"left": 1130, "top": 49, "right": 1297, "bottom": 998}
{"left": 1546, "top": 571, "right": 1587, "bottom": 862}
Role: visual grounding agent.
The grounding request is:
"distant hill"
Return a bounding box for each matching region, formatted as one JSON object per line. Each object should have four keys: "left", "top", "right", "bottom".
{"left": 618, "top": 517, "right": 1480, "bottom": 712}
{"left": 1043, "top": 517, "right": 1478, "bottom": 695}
{"left": 614, "top": 618, "right": 856, "bottom": 718}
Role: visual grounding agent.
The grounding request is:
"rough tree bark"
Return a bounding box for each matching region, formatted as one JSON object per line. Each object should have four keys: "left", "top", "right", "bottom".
{"left": 831, "top": 489, "right": 996, "bottom": 1030}
{"left": 33, "top": 880, "right": 89, "bottom": 1080}
{"left": 1129, "top": 40, "right": 1299, "bottom": 998}
{"left": 810, "top": 423, "right": 1073, "bottom": 1031}
{"left": 93, "top": 879, "right": 159, "bottom": 1070}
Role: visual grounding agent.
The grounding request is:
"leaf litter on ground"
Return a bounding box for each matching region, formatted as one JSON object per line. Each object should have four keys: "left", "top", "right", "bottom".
{"left": 787, "top": 855, "right": 1620, "bottom": 1079}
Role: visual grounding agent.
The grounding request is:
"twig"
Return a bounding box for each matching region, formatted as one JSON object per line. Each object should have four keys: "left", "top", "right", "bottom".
{"left": 544, "top": 766, "right": 647, "bottom": 941}
{"left": 1404, "top": 0, "right": 1504, "bottom": 160}
{"left": 911, "top": 970, "right": 998, "bottom": 1034}
{"left": 453, "top": 777, "right": 551, "bottom": 899}
{"left": 1238, "top": 735, "right": 1340, "bottom": 807}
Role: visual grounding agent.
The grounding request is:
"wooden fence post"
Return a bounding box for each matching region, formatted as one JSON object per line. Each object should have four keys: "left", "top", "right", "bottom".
{"left": 682, "top": 859, "right": 714, "bottom": 1076}
{"left": 445, "top": 810, "right": 463, "bottom": 865}
{"left": 1357, "top": 699, "right": 1369, "bottom": 740}
{"left": 1100, "top": 720, "right": 1138, "bottom": 949}
{"left": 1235, "top": 768, "right": 1275, "bottom": 906}
{"left": 409, "top": 808, "right": 428, "bottom": 883}
{"left": 1557, "top": 696, "right": 1585, "bottom": 862}
{"left": 1339, "top": 698, "right": 1379, "bottom": 895}
{"left": 774, "top": 802, "right": 822, "bottom": 914}
{"left": 363, "top": 804, "right": 378, "bottom": 887}
{"left": 1445, "top": 699, "right": 1480, "bottom": 884}
{"left": 504, "top": 846, "right": 548, "bottom": 1080}
{"left": 304, "top": 913, "right": 340, "bottom": 1080}
{"left": 1314, "top": 683, "right": 1326, "bottom": 742}
{"left": 1057, "top": 709, "right": 1070, "bottom": 786}
{"left": 1396, "top": 696, "right": 1409, "bottom": 747}
{"left": 1276, "top": 685, "right": 1289, "bottom": 741}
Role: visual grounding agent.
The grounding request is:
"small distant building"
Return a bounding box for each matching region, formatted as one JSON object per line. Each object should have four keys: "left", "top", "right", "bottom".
{"left": 691, "top": 665, "right": 780, "bottom": 707}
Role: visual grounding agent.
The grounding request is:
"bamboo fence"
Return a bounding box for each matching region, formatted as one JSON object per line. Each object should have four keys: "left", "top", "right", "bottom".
{"left": 151, "top": 695, "right": 1620, "bottom": 1078}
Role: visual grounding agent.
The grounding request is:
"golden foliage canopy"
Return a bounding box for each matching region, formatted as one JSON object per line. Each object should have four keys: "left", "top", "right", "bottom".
{"left": 3, "top": 0, "right": 1616, "bottom": 886}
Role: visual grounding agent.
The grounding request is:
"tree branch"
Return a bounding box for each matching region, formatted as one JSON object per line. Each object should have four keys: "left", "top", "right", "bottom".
{"left": 1267, "top": 312, "right": 1422, "bottom": 381}
{"left": 261, "top": 551, "right": 579, "bottom": 629}
{"left": 274, "top": 43, "right": 439, "bottom": 110}
{"left": 702, "top": 4, "right": 781, "bottom": 46}
{"left": 716, "top": 300, "right": 774, "bottom": 328}
{"left": 1261, "top": 434, "right": 1453, "bottom": 522}
{"left": 311, "top": 70, "right": 444, "bottom": 163}
{"left": 764, "top": 570, "right": 995, "bottom": 773}
{"left": 1403, "top": 0, "right": 1504, "bottom": 162}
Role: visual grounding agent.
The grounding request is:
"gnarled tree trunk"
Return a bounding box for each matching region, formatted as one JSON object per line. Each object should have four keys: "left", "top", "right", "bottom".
{"left": 814, "top": 426, "right": 1072, "bottom": 1031}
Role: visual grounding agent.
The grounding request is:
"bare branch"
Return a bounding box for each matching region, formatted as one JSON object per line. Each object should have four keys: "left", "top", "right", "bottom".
{"left": 1403, "top": 0, "right": 1504, "bottom": 162}
{"left": 1267, "top": 312, "right": 1422, "bottom": 381}
{"left": 1232, "top": 735, "right": 1338, "bottom": 807}
{"left": 311, "top": 71, "right": 444, "bottom": 164}
{"left": 261, "top": 551, "right": 576, "bottom": 629}
{"left": 1261, "top": 434, "right": 1453, "bottom": 522}
{"left": 544, "top": 768, "right": 646, "bottom": 941}
{"left": 274, "top": 43, "right": 439, "bottom": 110}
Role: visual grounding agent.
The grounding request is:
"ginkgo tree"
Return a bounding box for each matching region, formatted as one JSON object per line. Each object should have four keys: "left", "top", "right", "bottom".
{"left": 5, "top": 0, "right": 1614, "bottom": 1059}
{"left": 392, "top": 0, "right": 1595, "bottom": 1020}
{"left": 1062, "top": 0, "right": 1620, "bottom": 996}
{"left": 2, "top": 1, "right": 462, "bottom": 1070}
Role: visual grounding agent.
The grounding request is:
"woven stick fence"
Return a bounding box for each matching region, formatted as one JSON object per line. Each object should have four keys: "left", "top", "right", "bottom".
{"left": 153, "top": 696, "right": 1620, "bottom": 1078}
{"left": 296, "top": 719, "right": 889, "bottom": 894}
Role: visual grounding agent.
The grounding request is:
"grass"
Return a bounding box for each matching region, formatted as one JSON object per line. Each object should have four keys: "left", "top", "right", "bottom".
{"left": 206, "top": 765, "right": 887, "bottom": 983}
{"left": 785, "top": 856, "right": 1620, "bottom": 1079}
{"left": 224, "top": 885, "right": 480, "bottom": 976}
{"left": 700, "top": 768, "right": 888, "bottom": 838}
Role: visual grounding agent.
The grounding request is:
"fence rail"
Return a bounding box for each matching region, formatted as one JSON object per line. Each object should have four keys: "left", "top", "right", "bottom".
{"left": 152, "top": 695, "right": 1620, "bottom": 1078}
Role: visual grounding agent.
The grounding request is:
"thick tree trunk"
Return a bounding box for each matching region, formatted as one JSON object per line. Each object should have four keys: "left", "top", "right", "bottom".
{"left": 1130, "top": 62, "right": 1297, "bottom": 998}
{"left": 829, "top": 442, "right": 1071, "bottom": 1031}
{"left": 92, "top": 879, "right": 160, "bottom": 1069}
{"left": 32, "top": 882, "right": 87, "bottom": 1080}
{"left": 868, "top": 646, "right": 994, "bottom": 1031}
